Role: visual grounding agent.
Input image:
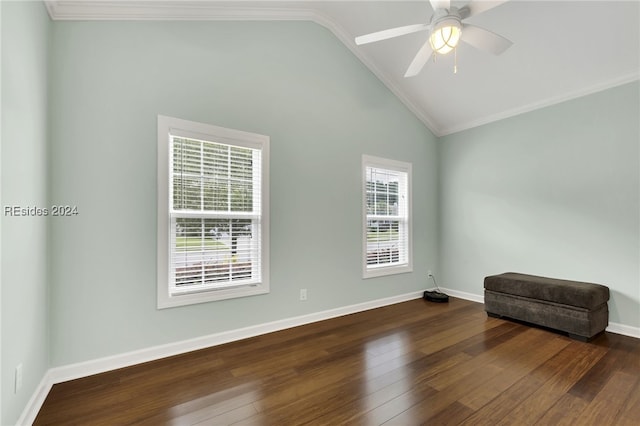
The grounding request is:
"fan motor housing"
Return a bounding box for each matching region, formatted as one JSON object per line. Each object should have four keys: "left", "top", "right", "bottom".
{"left": 429, "top": 7, "right": 462, "bottom": 38}
{"left": 430, "top": 6, "right": 462, "bottom": 26}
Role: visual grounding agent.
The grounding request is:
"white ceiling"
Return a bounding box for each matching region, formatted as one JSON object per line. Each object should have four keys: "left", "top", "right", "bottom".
{"left": 45, "top": 0, "right": 640, "bottom": 136}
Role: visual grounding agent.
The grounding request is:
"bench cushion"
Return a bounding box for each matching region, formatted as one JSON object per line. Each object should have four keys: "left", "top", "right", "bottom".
{"left": 484, "top": 272, "right": 609, "bottom": 310}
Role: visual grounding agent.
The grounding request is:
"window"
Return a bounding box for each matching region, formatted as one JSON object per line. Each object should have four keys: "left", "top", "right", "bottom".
{"left": 157, "top": 116, "right": 269, "bottom": 308}
{"left": 362, "top": 155, "right": 412, "bottom": 278}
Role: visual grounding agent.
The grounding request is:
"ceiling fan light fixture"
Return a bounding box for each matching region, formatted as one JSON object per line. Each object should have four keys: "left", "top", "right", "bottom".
{"left": 429, "top": 18, "right": 462, "bottom": 55}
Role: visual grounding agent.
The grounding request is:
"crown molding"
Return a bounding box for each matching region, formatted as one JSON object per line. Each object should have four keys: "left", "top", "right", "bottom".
{"left": 45, "top": 1, "right": 313, "bottom": 21}
{"left": 43, "top": 0, "right": 441, "bottom": 135}
{"left": 439, "top": 72, "right": 640, "bottom": 136}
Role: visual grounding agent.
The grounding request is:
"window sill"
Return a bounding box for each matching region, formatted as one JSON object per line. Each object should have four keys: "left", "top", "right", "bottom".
{"left": 157, "top": 283, "right": 269, "bottom": 309}
{"left": 363, "top": 264, "right": 413, "bottom": 279}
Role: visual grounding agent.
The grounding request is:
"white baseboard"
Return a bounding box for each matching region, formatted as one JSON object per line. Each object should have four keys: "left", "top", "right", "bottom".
{"left": 438, "top": 287, "right": 485, "bottom": 304}
{"left": 18, "top": 290, "right": 424, "bottom": 425}
{"left": 15, "top": 373, "right": 54, "bottom": 426}
{"left": 606, "top": 322, "right": 640, "bottom": 339}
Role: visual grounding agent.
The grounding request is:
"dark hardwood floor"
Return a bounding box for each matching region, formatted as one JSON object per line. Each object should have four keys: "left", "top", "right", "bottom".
{"left": 35, "top": 297, "right": 640, "bottom": 425}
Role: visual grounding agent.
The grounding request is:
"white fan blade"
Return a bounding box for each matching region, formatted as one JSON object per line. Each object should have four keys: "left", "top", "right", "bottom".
{"left": 461, "top": 24, "right": 512, "bottom": 55}
{"left": 463, "top": 0, "right": 510, "bottom": 18}
{"left": 404, "top": 40, "right": 434, "bottom": 77}
{"left": 430, "top": 0, "right": 451, "bottom": 11}
{"left": 355, "top": 23, "right": 430, "bottom": 45}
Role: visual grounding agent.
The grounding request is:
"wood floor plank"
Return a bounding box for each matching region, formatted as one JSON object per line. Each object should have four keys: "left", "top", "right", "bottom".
{"left": 385, "top": 363, "right": 504, "bottom": 424}
{"left": 489, "top": 341, "right": 608, "bottom": 425}
{"left": 572, "top": 370, "right": 638, "bottom": 425}
{"left": 615, "top": 378, "right": 640, "bottom": 426}
{"left": 431, "top": 402, "right": 476, "bottom": 425}
{"left": 152, "top": 382, "right": 262, "bottom": 425}
{"left": 194, "top": 401, "right": 259, "bottom": 426}
{"left": 458, "top": 374, "right": 544, "bottom": 426}
{"left": 416, "top": 316, "right": 506, "bottom": 356}
{"left": 425, "top": 327, "right": 567, "bottom": 392}
{"left": 353, "top": 380, "right": 439, "bottom": 426}
{"left": 457, "top": 334, "right": 572, "bottom": 411}
{"left": 535, "top": 393, "right": 589, "bottom": 426}
{"left": 34, "top": 298, "right": 640, "bottom": 425}
{"left": 568, "top": 332, "right": 638, "bottom": 401}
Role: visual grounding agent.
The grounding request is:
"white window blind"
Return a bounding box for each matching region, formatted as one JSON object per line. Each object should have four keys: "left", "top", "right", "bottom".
{"left": 158, "top": 116, "right": 269, "bottom": 308}
{"left": 170, "top": 138, "right": 262, "bottom": 294}
{"left": 362, "top": 155, "right": 412, "bottom": 278}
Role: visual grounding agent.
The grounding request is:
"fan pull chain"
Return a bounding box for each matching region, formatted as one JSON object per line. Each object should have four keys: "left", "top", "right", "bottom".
{"left": 454, "top": 47, "right": 458, "bottom": 74}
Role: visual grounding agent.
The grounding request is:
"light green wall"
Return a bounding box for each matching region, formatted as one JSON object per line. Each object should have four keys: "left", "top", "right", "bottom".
{"left": 439, "top": 81, "right": 640, "bottom": 328}
{"left": 1, "top": 1, "right": 51, "bottom": 424}
{"left": 48, "top": 20, "right": 439, "bottom": 366}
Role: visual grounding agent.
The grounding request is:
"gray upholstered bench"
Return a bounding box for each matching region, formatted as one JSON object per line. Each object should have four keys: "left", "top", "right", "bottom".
{"left": 484, "top": 272, "right": 609, "bottom": 341}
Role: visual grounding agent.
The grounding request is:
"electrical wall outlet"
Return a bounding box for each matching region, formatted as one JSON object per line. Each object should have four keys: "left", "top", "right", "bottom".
{"left": 300, "top": 289, "right": 307, "bottom": 301}
{"left": 15, "top": 363, "right": 23, "bottom": 393}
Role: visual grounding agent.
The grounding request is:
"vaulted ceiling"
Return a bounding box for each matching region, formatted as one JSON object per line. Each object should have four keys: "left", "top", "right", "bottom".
{"left": 45, "top": 0, "right": 640, "bottom": 136}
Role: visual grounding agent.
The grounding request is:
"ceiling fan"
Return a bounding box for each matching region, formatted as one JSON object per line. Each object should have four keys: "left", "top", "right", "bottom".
{"left": 355, "top": 0, "right": 513, "bottom": 77}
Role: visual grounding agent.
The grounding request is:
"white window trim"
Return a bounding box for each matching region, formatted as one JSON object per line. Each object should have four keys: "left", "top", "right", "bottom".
{"left": 362, "top": 155, "right": 413, "bottom": 279}
{"left": 157, "top": 115, "right": 270, "bottom": 308}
